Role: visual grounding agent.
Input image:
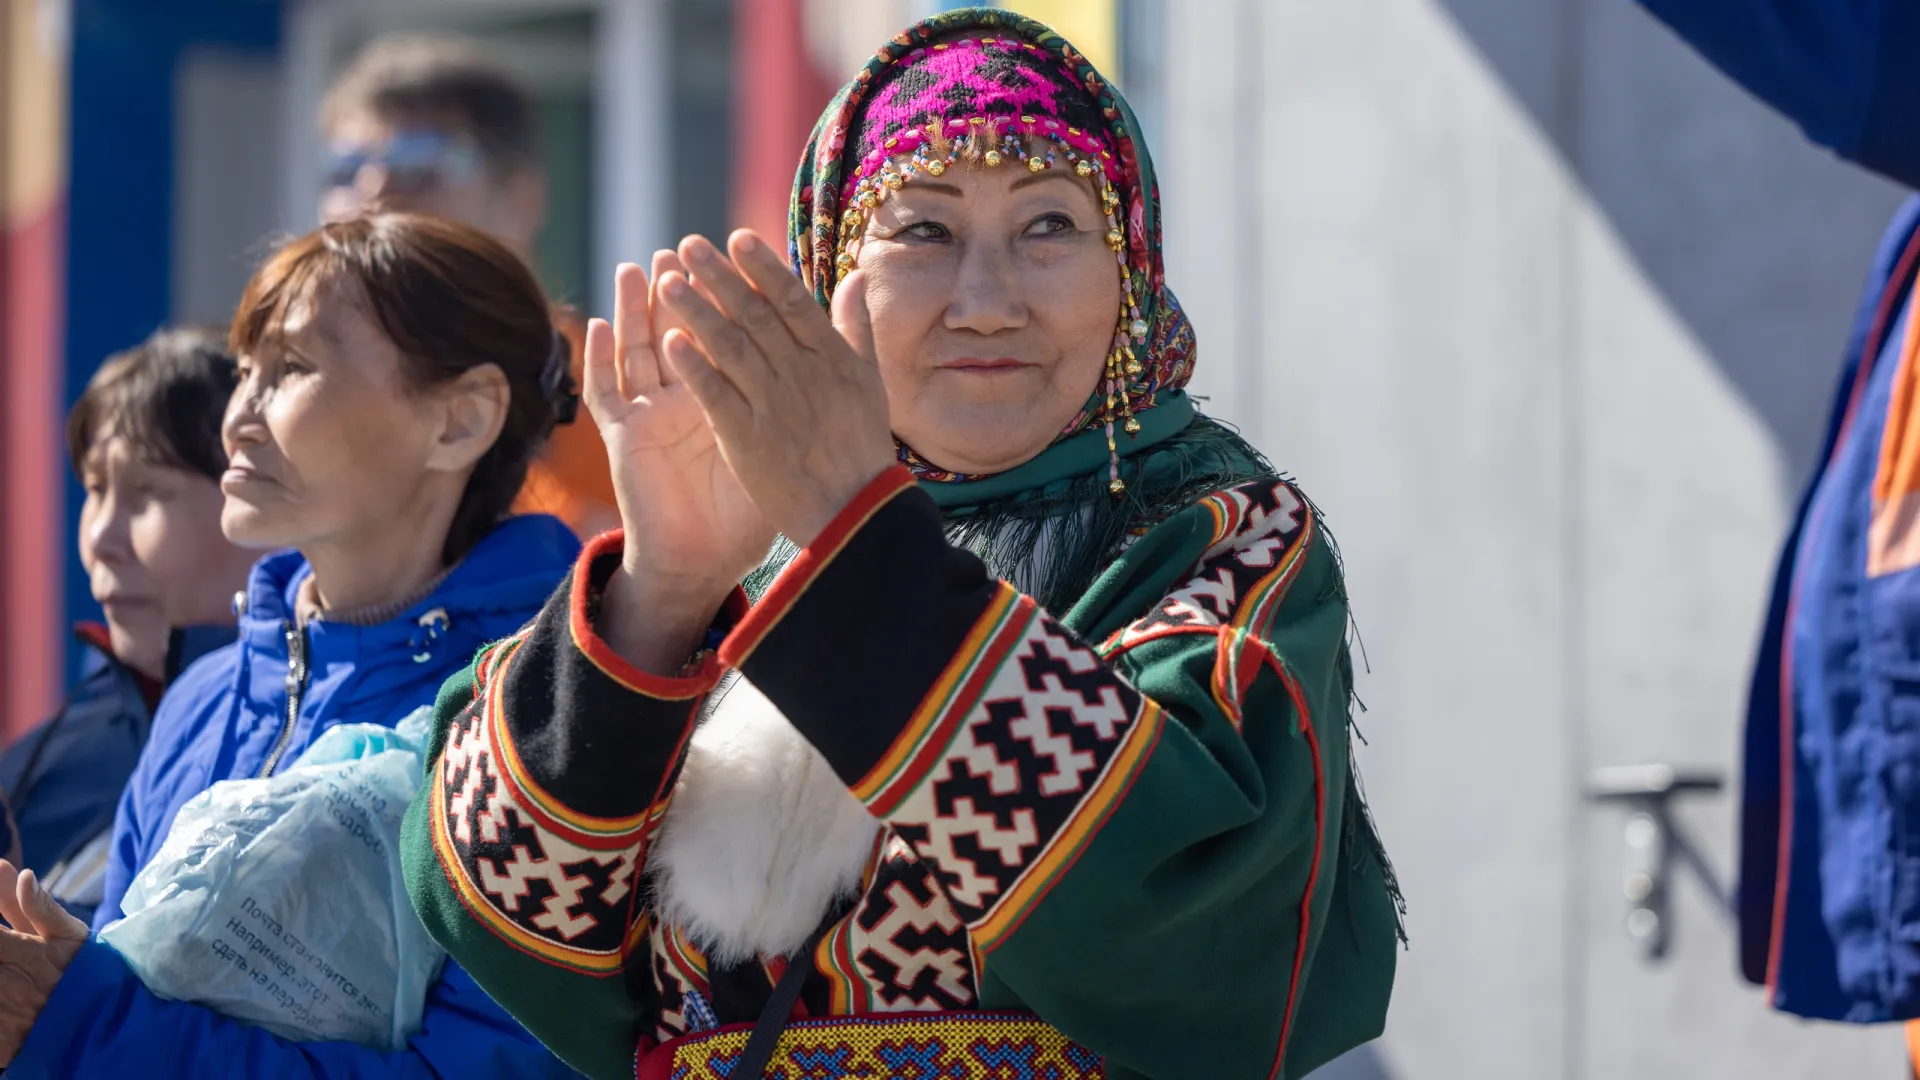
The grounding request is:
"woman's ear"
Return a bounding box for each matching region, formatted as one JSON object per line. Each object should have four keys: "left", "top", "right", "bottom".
{"left": 426, "top": 363, "right": 511, "bottom": 474}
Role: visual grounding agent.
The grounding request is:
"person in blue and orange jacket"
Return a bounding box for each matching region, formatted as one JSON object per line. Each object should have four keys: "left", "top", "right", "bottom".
{"left": 1633, "top": 0, "right": 1920, "bottom": 1054}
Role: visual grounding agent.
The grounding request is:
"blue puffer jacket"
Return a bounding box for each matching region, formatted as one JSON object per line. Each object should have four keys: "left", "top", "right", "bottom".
{"left": 9, "top": 514, "right": 584, "bottom": 1079}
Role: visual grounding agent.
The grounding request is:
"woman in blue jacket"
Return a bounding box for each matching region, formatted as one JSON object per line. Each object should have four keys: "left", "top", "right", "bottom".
{"left": 0, "top": 212, "right": 584, "bottom": 1077}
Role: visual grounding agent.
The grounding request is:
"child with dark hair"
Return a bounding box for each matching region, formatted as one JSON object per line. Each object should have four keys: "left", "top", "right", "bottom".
{"left": 0, "top": 327, "right": 256, "bottom": 924}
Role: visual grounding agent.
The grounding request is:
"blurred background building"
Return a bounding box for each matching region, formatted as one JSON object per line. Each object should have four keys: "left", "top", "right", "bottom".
{"left": 1, "top": 0, "right": 1913, "bottom": 1075}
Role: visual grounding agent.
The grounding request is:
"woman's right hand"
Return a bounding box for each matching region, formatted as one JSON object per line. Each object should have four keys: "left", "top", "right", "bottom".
{"left": 585, "top": 255, "right": 774, "bottom": 675}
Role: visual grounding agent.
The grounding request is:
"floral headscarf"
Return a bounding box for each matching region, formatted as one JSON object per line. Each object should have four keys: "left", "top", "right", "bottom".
{"left": 787, "top": 7, "right": 1196, "bottom": 485}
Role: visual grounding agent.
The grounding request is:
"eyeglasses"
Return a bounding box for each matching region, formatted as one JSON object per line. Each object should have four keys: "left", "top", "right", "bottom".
{"left": 322, "top": 131, "right": 483, "bottom": 196}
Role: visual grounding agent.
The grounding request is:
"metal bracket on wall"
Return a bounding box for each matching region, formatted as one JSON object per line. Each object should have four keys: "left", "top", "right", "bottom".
{"left": 1585, "top": 764, "right": 1731, "bottom": 962}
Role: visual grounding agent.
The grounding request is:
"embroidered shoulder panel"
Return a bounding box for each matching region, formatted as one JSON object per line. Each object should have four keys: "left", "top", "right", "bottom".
{"left": 1107, "top": 479, "right": 1312, "bottom": 654}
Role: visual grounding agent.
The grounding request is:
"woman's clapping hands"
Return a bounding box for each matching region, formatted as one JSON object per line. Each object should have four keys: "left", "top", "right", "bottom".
{"left": 653, "top": 232, "right": 896, "bottom": 549}
{"left": 589, "top": 232, "right": 896, "bottom": 675}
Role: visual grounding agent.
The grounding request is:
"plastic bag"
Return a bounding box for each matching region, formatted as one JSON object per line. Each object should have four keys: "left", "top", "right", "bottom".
{"left": 100, "top": 707, "right": 446, "bottom": 1050}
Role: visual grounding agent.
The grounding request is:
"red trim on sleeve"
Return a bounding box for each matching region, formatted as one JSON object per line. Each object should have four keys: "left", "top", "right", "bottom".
{"left": 1261, "top": 651, "right": 1326, "bottom": 1080}
{"left": 567, "top": 530, "right": 742, "bottom": 700}
{"left": 719, "top": 465, "right": 917, "bottom": 668}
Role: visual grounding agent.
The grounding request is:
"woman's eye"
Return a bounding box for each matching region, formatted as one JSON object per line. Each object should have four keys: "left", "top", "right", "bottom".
{"left": 903, "top": 221, "right": 952, "bottom": 242}
{"left": 1024, "top": 213, "right": 1076, "bottom": 237}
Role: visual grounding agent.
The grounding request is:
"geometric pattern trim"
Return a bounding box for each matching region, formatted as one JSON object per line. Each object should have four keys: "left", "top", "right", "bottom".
{"left": 430, "top": 637, "right": 649, "bottom": 974}
{"left": 861, "top": 580, "right": 1166, "bottom": 954}
{"left": 650, "top": 917, "right": 716, "bottom": 1043}
{"left": 636, "top": 1010, "right": 1105, "bottom": 1080}
{"left": 1103, "top": 480, "right": 1310, "bottom": 653}
{"left": 818, "top": 833, "right": 980, "bottom": 1016}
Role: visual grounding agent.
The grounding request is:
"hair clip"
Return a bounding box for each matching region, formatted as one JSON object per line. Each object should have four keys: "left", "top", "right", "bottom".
{"left": 541, "top": 329, "right": 579, "bottom": 425}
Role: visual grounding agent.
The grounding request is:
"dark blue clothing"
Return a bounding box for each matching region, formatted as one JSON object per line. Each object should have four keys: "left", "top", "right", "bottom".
{"left": 9, "top": 516, "right": 585, "bottom": 1079}
{"left": 1636, "top": 0, "right": 1920, "bottom": 1021}
{"left": 1741, "top": 198, "right": 1920, "bottom": 1020}
{"left": 1638, "top": 0, "right": 1920, "bottom": 188}
{"left": 0, "top": 628, "right": 151, "bottom": 883}
{"left": 0, "top": 625, "right": 230, "bottom": 925}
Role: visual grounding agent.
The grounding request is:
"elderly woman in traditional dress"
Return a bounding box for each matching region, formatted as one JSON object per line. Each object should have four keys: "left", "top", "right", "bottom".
{"left": 402, "top": 9, "right": 1402, "bottom": 1080}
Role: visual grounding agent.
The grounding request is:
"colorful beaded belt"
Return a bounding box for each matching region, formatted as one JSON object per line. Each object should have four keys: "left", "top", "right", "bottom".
{"left": 636, "top": 1010, "right": 1106, "bottom": 1080}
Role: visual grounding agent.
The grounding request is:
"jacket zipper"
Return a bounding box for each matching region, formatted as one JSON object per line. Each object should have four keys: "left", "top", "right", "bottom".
{"left": 257, "top": 622, "right": 309, "bottom": 778}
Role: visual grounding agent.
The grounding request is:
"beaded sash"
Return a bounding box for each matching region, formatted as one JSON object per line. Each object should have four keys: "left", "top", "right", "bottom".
{"left": 635, "top": 1010, "right": 1105, "bottom": 1080}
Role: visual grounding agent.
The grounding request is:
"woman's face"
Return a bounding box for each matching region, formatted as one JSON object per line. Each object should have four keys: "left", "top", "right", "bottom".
{"left": 220, "top": 286, "right": 454, "bottom": 553}
{"left": 855, "top": 154, "right": 1121, "bottom": 474}
{"left": 78, "top": 435, "right": 255, "bottom": 677}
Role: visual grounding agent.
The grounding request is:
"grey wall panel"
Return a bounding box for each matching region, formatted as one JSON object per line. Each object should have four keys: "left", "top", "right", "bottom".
{"left": 1160, "top": 0, "right": 1908, "bottom": 1076}
{"left": 1568, "top": 2, "right": 1899, "bottom": 1075}
{"left": 1170, "top": 1, "right": 1577, "bottom": 1073}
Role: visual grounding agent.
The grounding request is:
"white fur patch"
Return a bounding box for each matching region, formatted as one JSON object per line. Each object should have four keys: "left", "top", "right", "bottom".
{"left": 647, "top": 675, "right": 882, "bottom": 965}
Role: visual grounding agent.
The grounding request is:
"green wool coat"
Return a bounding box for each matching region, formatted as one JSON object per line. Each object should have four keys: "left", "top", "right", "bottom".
{"left": 400, "top": 448, "right": 1399, "bottom": 1080}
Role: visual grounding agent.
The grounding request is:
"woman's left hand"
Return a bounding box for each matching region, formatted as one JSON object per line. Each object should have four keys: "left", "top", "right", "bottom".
{"left": 0, "top": 861, "right": 86, "bottom": 1064}
{"left": 656, "top": 230, "right": 898, "bottom": 546}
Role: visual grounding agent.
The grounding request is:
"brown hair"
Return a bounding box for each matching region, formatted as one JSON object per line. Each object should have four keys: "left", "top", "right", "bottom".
{"left": 68, "top": 326, "right": 239, "bottom": 480}
{"left": 321, "top": 37, "right": 539, "bottom": 173}
{"left": 230, "top": 212, "right": 566, "bottom": 565}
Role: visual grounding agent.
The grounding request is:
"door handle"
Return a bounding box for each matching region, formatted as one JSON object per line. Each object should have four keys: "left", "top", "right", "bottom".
{"left": 1585, "top": 764, "right": 1730, "bottom": 961}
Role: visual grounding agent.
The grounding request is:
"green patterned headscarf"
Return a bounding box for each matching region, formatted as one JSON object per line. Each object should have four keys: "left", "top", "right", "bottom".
{"left": 786, "top": 7, "right": 1201, "bottom": 485}
{"left": 767, "top": 7, "right": 1274, "bottom": 612}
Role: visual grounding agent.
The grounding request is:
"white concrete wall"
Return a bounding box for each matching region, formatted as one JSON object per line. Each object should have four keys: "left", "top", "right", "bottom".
{"left": 1156, "top": 1, "right": 1908, "bottom": 1077}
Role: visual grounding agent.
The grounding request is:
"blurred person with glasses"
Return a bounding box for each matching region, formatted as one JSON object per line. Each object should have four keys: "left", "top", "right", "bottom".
{"left": 320, "top": 37, "right": 620, "bottom": 540}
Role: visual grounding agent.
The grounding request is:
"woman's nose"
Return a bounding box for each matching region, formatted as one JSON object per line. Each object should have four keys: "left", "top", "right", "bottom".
{"left": 944, "top": 241, "right": 1029, "bottom": 336}
{"left": 223, "top": 380, "right": 265, "bottom": 450}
